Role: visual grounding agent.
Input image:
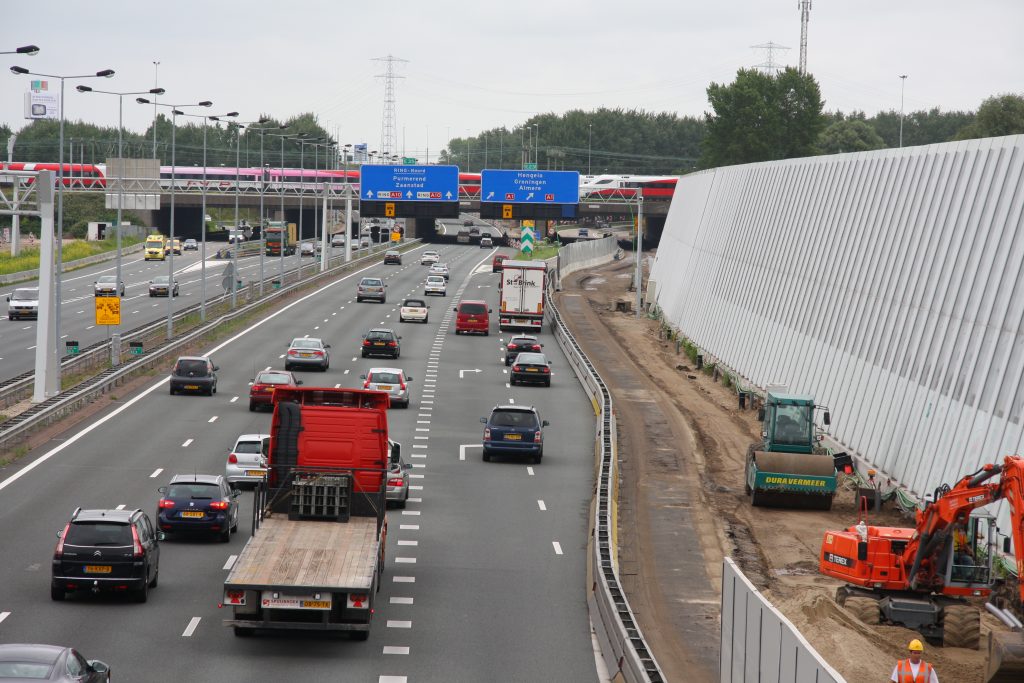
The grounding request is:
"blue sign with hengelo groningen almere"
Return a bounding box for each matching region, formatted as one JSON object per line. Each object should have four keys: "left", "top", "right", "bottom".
{"left": 360, "top": 165, "right": 459, "bottom": 202}
{"left": 480, "top": 169, "right": 579, "bottom": 204}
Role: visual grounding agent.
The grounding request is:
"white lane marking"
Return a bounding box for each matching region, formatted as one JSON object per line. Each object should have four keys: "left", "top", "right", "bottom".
{"left": 380, "top": 677, "right": 408, "bottom": 683}
{"left": 223, "top": 555, "right": 238, "bottom": 570}
{"left": 395, "top": 557, "right": 416, "bottom": 563}
{"left": 390, "top": 597, "right": 414, "bottom": 605}
{"left": 181, "top": 439, "right": 193, "bottom": 448}
{"left": 383, "top": 646, "right": 410, "bottom": 655}
{"left": 116, "top": 504, "right": 126, "bottom": 510}
{"left": 506, "top": 383, "right": 511, "bottom": 388}
{"left": 415, "top": 428, "right": 429, "bottom": 432}
{"left": 527, "top": 467, "right": 535, "bottom": 476}
{"left": 416, "top": 420, "right": 430, "bottom": 424}
{"left": 351, "top": 357, "right": 357, "bottom": 362}
{"left": 552, "top": 542, "right": 563, "bottom": 555}
{"left": 412, "top": 444, "right": 427, "bottom": 449}
{"left": 279, "top": 354, "right": 285, "bottom": 358}
{"left": 397, "top": 540, "right": 418, "bottom": 546}
{"left": 150, "top": 468, "right": 163, "bottom": 478}
{"left": 509, "top": 398, "right": 515, "bottom": 403}
{"left": 401, "top": 510, "right": 421, "bottom": 516}
{"left": 230, "top": 396, "right": 239, "bottom": 403}
{"left": 208, "top": 416, "right": 218, "bottom": 423}
{"left": 413, "top": 436, "right": 428, "bottom": 440}
{"left": 411, "top": 453, "right": 426, "bottom": 459}
{"left": 0, "top": 612, "right": 9, "bottom": 625}
{"left": 344, "top": 369, "right": 350, "bottom": 375}
{"left": 392, "top": 576, "right": 415, "bottom": 582}
{"left": 421, "top": 400, "right": 434, "bottom": 404}
{"left": 538, "top": 500, "right": 547, "bottom": 511}
{"left": 409, "top": 485, "right": 423, "bottom": 490}
{"left": 387, "top": 620, "right": 412, "bottom": 628}
{"left": 86, "top": 325, "right": 95, "bottom": 329}
{"left": 459, "top": 444, "right": 482, "bottom": 461}
{"left": 182, "top": 617, "right": 202, "bottom": 637}
{"left": 400, "top": 524, "right": 419, "bottom": 530}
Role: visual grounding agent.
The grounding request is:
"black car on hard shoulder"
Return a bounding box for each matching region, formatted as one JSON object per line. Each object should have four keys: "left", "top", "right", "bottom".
{"left": 51, "top": 507, "right": 162, "bottom": 603}
{"left": 169, "top": 356, "right": 218, "bottom": 396}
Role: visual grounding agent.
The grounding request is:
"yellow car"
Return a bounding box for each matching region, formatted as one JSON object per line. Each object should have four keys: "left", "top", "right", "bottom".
{"left": 144, "top": 235, "right": 167, "bottom": 261}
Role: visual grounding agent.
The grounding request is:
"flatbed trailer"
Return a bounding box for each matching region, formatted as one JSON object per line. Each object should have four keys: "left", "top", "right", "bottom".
{"left": 222, "top": 387, "right": 391, "bottom": 639}
{"left": 222, "top": 513, "right": 384, "bottom": 637}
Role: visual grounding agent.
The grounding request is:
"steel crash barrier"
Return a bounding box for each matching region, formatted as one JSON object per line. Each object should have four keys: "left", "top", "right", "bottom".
{"left": 546, "top": 260, "right": 665, "bottom": 682}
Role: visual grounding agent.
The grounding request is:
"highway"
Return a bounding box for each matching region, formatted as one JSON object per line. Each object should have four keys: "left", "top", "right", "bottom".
{"left": 0, "top": 244, "right": 599, "bottom": 681}
{"left": 0, "top": 241, "right": 356, "bottom": 385}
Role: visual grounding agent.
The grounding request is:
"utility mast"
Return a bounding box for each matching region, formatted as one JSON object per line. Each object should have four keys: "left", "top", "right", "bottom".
{"left": 798, "top": 1, "right": 812, "bottom": 74}
{"left": 751, "top": 41, "right": 790, "bottom": 75}
{"left": 373, "top": 55, "right": 408, "bottom": 158}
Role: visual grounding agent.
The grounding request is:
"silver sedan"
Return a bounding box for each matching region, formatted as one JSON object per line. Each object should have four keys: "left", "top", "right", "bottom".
{"left": 284, "top": 337, "right": 331, "bottom": 371}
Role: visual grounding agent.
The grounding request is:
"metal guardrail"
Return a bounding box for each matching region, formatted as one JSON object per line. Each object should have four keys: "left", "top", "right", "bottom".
{"left": 0, "top": 241, "right": 414, "bottom": 446}
{"left": 547, "top": 281, "right": 665, "bottom": 682}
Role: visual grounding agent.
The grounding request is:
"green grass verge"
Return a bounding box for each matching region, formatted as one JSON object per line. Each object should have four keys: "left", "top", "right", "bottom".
{"left": 516, "top": 244, "right": 559, "bottom": 261}
{"left": 0, "top": 237, "right": 142, "bottom": 276}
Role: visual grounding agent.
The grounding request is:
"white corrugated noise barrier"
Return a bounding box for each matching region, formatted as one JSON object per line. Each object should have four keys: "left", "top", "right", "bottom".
{"left": 651, "top": 135, "right": 1024, "bottom": 540}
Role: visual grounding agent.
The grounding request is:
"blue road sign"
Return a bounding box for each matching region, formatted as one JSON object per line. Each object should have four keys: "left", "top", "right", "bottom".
{"left": 480, "top": 169, "right": 579, "bottom": 204}
{"left": 360, "top": 165, "right": 459, "bottom": 202}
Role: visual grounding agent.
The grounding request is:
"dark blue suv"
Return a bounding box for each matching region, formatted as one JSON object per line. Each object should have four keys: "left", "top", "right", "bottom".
{"left": 157, "top": 474, "right": 240, "bottom": 542}
{"left": 480, "top": 405, "right": 550, "bottom": 464}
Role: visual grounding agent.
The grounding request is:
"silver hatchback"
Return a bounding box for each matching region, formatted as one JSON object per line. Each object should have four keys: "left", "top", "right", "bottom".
{"left": 225, "top": 433, "right": 269, "bottom": 488}
{"left": 357, "top": 277, "right": 387, "bottom": 303}
{"left": 361, "top": 367, "right": 412, "bottom": 408}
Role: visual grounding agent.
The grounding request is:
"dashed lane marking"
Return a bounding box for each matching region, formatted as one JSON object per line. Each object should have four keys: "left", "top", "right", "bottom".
{"left": 223, "top": 555, "right": 237, "bottom": 570}
{"left": 150, "top": 468, "right": 163, "bottom": 478}
{"left": 538, "top": 500, "right": 547, "bottom": 511}
{"left": 182, "top": 617, "right": 202, "bottom": 637}
{"left": 552, "top": 542, "right": 563, "bottom": 555}
{"left": 181, "top": 439, "right": 193, "bottom": 447}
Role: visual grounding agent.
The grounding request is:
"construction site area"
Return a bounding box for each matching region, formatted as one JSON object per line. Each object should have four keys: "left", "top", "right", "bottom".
{"left": 557, "top": 255, "right": 1023, "bottom": 683}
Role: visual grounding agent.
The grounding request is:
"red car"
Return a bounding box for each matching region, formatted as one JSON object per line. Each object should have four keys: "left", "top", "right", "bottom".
{"left": 248, "top": 369, "right": 302, "bottom": 411}
{"left": 454, "top": 300, "right": 491, "bottom": 335}
{"left": 492, "top": 253, "right": 508, "bottom": 273}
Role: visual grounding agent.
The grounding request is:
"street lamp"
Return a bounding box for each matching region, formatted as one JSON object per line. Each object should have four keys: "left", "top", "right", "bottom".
{"left": 269, "top": 131, "right": 304, "bottom": 285}
{"left": 899, "top": 74, "right": 908, "bottom": 148}
{"left": 533, "top": 124, "right": 539, "bottom": 166}
{"left": 588, "top": 123, "right": 593, "bottom": 175}
{"left": 295, "top": 135, "right": 324, "bottom": 276}
{"left": 248, "top": 122, "right": 288, "bottom": 294}
{"left": 0, "top": 45, "right": 39, "bottom": 56}
{"left": 177, "top": 110, "right": 239, "bottom": 321}
{"left": 136, "top": 98, "right": 213, "bottom": 339}
{"left": 10, "top": 65, "right": 114, "bottom": 361}
{"left": 76, "top": 84, "right": 165, "bottom": 362}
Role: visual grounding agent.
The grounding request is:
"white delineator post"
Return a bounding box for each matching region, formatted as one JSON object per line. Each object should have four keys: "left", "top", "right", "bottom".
{"left": 33, "top": 170, "right": 60, "bottom": 402}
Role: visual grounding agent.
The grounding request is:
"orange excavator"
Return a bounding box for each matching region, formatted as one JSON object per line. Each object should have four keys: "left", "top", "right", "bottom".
{"left": 820, "top": 455, "right": 1024, "bottom": 682}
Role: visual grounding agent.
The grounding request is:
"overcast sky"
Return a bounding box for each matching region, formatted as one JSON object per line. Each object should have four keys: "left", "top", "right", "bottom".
{"left": 3, "top": 0, "right": 1022, "bottom": 161}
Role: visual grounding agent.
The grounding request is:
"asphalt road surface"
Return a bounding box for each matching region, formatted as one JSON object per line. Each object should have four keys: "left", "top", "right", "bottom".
{"left": 0, "top": 242, "right": 357, "bottom": 384}
{"left": 0, "top": 245, "right": 599, "bottom": 682}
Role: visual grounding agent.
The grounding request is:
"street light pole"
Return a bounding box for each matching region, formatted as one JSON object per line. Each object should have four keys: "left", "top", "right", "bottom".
{"left": 76, "top": 84, "right": 165, "bottom": 362}
{"left": 136, "top": 98, "right": 213, "bottom": 339}
{"left": 232, "top": 123, "right": 244, "bottom": 308}
{"left": 202, "top": 112, "right": 239, "bottom": 320}
{"left": 11, "top": 65, "right": 115, "bottom": 363}
{"left": 899, "top": 74, "right": 908, "bottom": 148}
{"left": 588, "top": 123, "right": 592, "bottom": 175}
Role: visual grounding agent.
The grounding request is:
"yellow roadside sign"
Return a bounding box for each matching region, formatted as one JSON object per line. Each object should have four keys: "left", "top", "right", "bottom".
{"left": 95, "top": 296, "right": 121, "bottom": 326}
{"left": 502, "top": 204, "right": 513, "bottom": 219}
{"left": 390, "top": 231, "right": 401, "bottom": 242}
{"left": 385, "top": 202, "right": 396, "bottom": 217}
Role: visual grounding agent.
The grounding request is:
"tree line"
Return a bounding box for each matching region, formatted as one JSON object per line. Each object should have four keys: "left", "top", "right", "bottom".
{"left": 1, "top": 74, "right": 1022, "bottom": 175}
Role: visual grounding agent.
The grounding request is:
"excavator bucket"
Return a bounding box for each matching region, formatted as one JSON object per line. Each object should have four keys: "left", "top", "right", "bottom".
{"left": 986, "top": 631, "right": 1024, "bottom": 683}
{"left": 748, "top": 451, "right": 837, "bottom": 510}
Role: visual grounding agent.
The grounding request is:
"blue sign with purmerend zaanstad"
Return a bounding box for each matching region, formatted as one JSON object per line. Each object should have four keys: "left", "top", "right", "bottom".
{"left": 360, "top": 165, "right": 459, "bottom": 202}
{"left": 480, "top": 169, "right": 579, "bottom": 204}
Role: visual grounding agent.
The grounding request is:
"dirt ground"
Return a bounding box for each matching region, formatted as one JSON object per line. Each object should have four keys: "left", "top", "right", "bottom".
{"left": 558, "top": 257, "right": 999, "bottom": 683}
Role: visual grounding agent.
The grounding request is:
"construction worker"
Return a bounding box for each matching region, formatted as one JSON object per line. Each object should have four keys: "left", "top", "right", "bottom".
{"left": 952, "top": 521, "right": 976, "bottom": 581}
{"left": 890, "top": 639, "right": 939, "bottom": 683}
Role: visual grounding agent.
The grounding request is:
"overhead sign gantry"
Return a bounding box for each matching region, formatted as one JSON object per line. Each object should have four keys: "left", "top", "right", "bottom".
{"left": 479, "top": 169, "right": 579, "bottom": 220}
{"left": 359, "top": 164, "right": 460, "bottom": 219}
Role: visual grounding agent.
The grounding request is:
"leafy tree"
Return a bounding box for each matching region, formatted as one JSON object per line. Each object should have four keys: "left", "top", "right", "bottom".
{"left": 954, "top": 94, "right": 1024, "bottom": 140}
{"left": 818, "top": 119, "right": 886, "bottom": 154}
{"left": 868, "top": 107, "right": 975, "bottom": 148}
{"left": 700, "top": 67, "right": 826, "bottom": 168}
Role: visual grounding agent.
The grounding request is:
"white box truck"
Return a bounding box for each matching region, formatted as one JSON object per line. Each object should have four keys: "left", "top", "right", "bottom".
{"left": 498, "top": 260, "right": 547, "bottom": 332}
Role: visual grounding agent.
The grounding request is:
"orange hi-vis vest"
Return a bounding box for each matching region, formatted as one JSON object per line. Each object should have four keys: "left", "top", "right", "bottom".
{"left": 896, "top": 659, "right": 933, "bottom": 683}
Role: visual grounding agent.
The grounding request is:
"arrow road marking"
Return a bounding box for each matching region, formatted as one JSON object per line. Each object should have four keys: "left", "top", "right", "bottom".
{"left": 459, "top": 369, "right": 482, "bottom": 379}
{"left": 459, "top": 444, "right": 482, "bottom": 461}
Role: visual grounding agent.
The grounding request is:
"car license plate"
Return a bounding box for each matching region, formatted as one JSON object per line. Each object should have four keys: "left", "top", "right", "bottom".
{"left": 374, "top": 342, "right": 385, "bottom": 346}
{"left": 184, "top": 384, "right": 199, "bottom": 390}
{"left": 84, "top": 565, "right": 112, "bottom": 574}
{"left": 245, "top": 470, "right": 266, "bottom": 477}
{"left": 181, "top": 511, "right": 205, "bottom": 518}
{"left": 504, "top": 433, "right": 522, "bottom": 440}
{"left": 302, "top": 600, "right": 332, "bottom": 609}
{"left": 261, "top": 591, "right": 332, "bottom": 610}
{"left": 377, "top": 385, "right": 393, "bottom": 390}
{"left": 526, "top": 368, "right": 539, "bottom": 372}
{"left": 300, "top": 352, "right": 312, "bottom": 358}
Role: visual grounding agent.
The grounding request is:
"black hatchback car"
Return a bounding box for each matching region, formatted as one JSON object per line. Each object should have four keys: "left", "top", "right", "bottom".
{"left": 51, "top": 508, "right": 161, "bottom": 603}
{"left": 169, "top": 356, "right": 218, "bottom": 395}
{"left": 509, "top": 352, "right": 552, "bottom": 387}
{"left": 504, "top": 336, "right": 543, "bottom": 365}
{"left": 0, "top": 644, "right": 110, "bottom": 682}
{"left": 157, "top": 474, "right": 240, "bottom": 542}
{"left": 361, "top": 328, "right": 402, "bottom": 359}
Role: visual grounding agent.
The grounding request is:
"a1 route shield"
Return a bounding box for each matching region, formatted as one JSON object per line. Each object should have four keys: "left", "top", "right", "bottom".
{"left": 360, "top": 165, "right": 459, "bottom": 202}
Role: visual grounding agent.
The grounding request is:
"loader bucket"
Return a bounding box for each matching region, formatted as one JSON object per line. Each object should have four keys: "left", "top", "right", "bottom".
{"left": 749, "top": 451, "right": 837, "bottom": 510}
{"left": 986, "top": 630, "right": 1024, "bottom": 683}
